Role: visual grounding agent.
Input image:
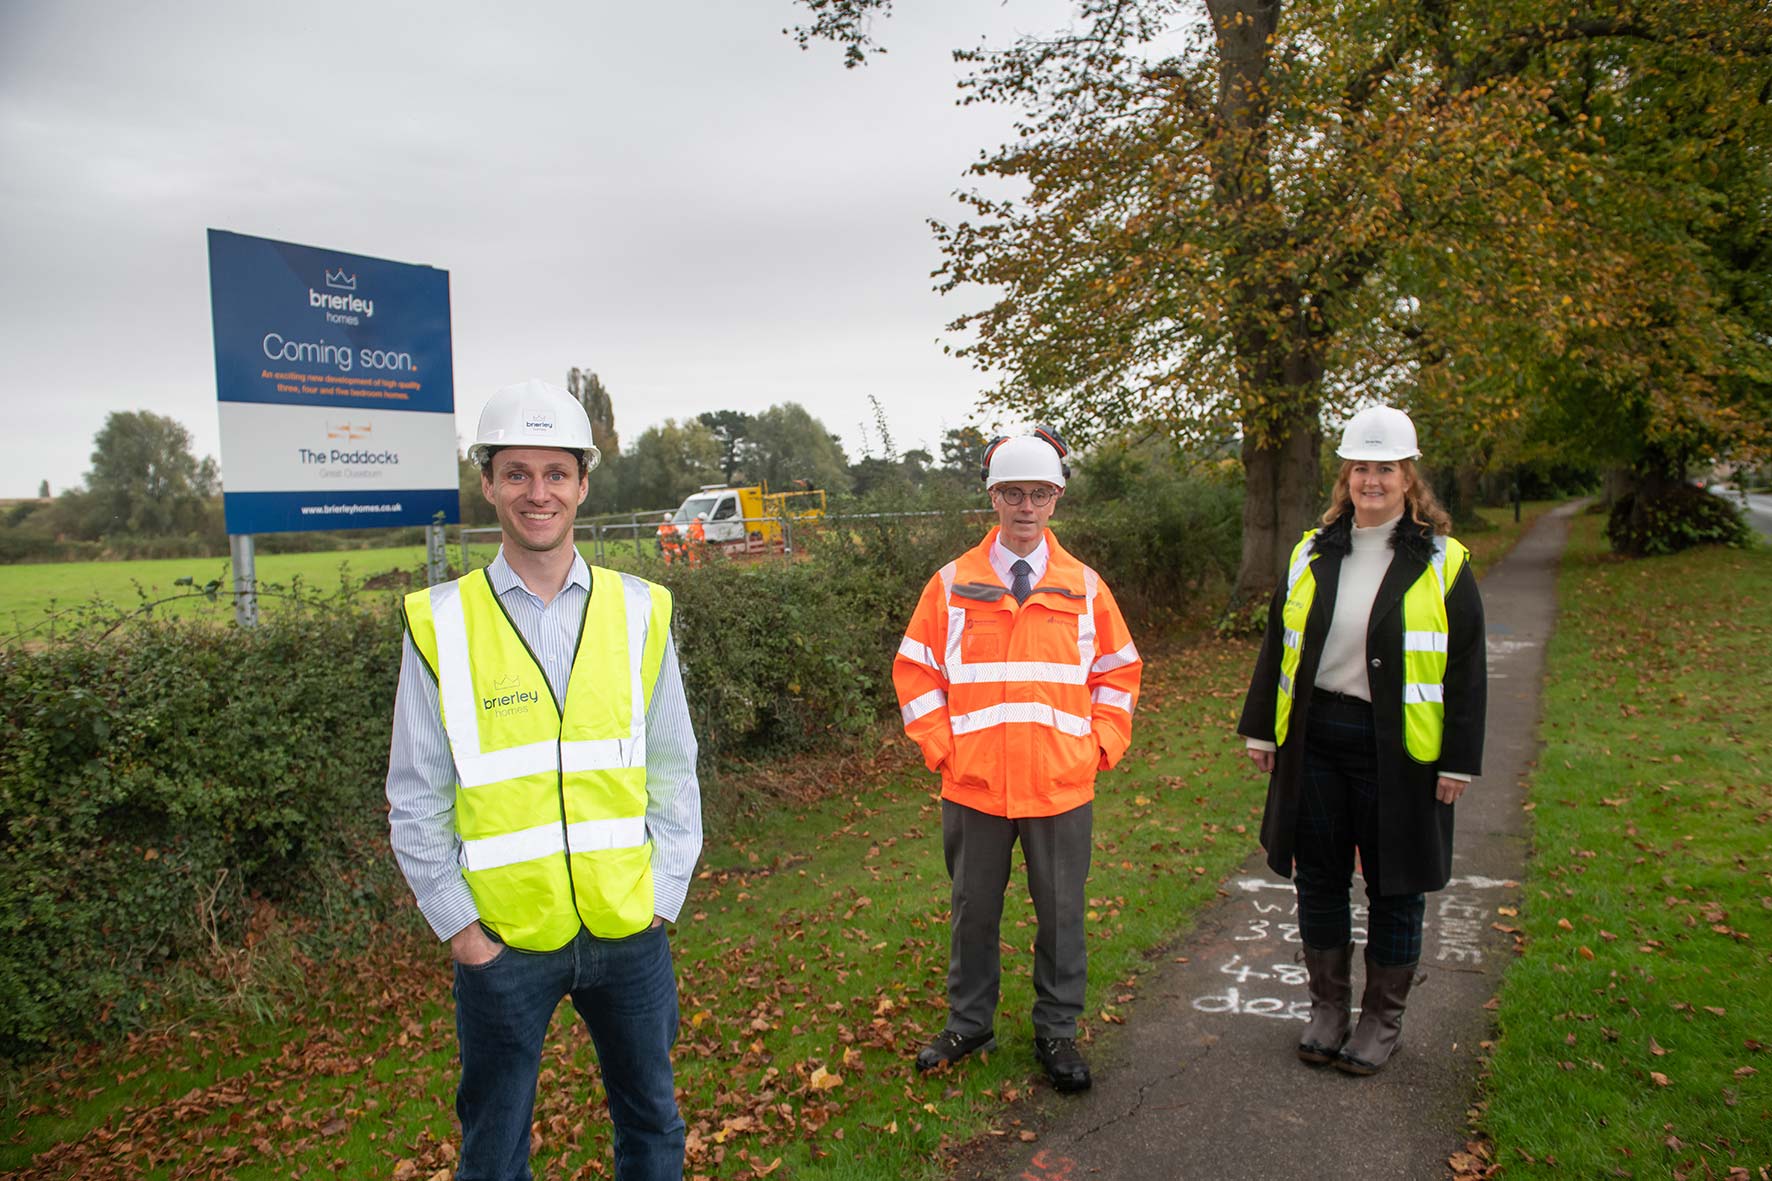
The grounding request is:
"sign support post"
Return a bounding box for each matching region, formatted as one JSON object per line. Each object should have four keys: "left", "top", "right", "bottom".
{"left": 426, "top": 523, "right": 448, "bottom": 585}
{"left": 230, "top": 533, "right": 258, "bottom": 628}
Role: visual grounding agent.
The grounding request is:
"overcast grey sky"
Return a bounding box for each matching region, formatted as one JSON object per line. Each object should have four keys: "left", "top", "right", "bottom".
{"left": 0, "top": 0, "right": 1078, "bottom": 500}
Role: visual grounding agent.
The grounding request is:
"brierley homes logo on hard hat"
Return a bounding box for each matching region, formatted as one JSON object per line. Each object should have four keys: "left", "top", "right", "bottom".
{"left": 309, "top": 265, "right": 375, "bottom": 326}
{"left": 523, "top": 410, "right": 555, "bottom": 434}
{"left": 484, "top": 673, "right": 540, "bottom": 717}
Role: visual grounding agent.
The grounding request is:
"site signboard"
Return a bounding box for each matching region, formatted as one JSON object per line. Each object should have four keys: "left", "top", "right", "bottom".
{"left": 207, "top": 230, "right": 459, "bottom": 534}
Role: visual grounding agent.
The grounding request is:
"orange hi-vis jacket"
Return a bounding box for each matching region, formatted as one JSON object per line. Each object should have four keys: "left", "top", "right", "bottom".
{"left": 893, "top": 528, "right": 1142, "bottom": 818}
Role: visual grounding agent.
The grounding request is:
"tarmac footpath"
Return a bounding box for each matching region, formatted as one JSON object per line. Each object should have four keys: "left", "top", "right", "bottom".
{"left": 953, "top": 501, "right": 1586, "bottom": 1181}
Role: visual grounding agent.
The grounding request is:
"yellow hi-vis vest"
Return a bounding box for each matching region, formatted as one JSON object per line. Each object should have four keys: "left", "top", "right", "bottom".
{"left": 403, "top": 565, "right": 673, "bottom": 950}
{"left": 1273, "top": 528, "right": 1468, "bottom": 763}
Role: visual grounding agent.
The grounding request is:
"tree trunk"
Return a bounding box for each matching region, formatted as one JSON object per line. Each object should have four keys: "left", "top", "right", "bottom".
{"left": 1239, "top": 416, "right": 1320, "bottom": 598}
{"left": 1209, "top": 0, "right": 1329, "bottom": 600}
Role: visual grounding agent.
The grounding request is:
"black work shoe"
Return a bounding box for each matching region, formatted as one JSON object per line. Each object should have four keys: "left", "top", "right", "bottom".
{"left": 1035, "top": 1036, "right": 1092, "bottom": 1092}
{"left": 915, "top": 1028, "right": 996, "bottom": 1072}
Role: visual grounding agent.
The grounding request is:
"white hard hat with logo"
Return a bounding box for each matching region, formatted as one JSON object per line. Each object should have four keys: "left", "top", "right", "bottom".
{"left": 983, "top": 427, "right": 1070, "bottom": 488}
{"left": 469, "top": 379, "right": 601, "bottom": 470}
{"left": 1336, "top": 405, "right": 1420, "bottom": 461}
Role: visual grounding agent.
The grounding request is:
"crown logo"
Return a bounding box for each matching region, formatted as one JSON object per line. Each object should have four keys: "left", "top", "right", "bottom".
{"left": 492, "top": 674, "right": 521, "bottom": 693}
{"left": 324, "top": 268, "right": 357, "bottom": 291}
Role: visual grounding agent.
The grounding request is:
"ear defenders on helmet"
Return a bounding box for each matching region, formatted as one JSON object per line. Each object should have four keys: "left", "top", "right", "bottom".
{"left": 979, "top": 426, "right": 1072, "bottom": 483}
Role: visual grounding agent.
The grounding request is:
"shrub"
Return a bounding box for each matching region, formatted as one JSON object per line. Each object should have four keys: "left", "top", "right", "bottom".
{"left": 0, "top": 603, "right": 402, "bottom": 1055}
{"left": 1605, "top": 484, "right": 1752, "bottom": 556}
{"left": 1056, "top": 467, "right": 1243, "bottom": 623}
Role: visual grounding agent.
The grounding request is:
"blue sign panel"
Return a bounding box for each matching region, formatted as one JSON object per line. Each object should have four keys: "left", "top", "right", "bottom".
{"left": 208, "top": 230, "right": 460, "bottom": 534}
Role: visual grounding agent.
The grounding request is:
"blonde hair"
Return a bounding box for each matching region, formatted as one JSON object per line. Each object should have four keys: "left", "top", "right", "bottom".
{"left": 1321, "top": 458, "right": 1452, "bottom": 535}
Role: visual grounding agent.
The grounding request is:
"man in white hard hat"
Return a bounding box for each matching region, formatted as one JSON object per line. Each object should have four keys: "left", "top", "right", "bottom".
{"left": 385, "top": 379, "right": 702, "bottom": 1180}
{"left": 893, "top": 427, "right": 1142, "bottom": 1092}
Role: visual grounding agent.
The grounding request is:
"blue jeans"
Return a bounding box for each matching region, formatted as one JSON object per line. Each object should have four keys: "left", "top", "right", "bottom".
{"left": 453, "top": 922, "right": 683, "bottom": 1181}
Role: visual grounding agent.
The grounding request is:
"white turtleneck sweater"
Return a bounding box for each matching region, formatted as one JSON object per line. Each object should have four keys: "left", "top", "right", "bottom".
{"left": 1313, "top": 512, "right": 1401, "bottom": 699}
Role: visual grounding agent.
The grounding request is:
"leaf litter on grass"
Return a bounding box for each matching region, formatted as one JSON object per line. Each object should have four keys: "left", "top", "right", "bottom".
{"left": 4, "top": 506, "right": 1558, "bottom": 1179}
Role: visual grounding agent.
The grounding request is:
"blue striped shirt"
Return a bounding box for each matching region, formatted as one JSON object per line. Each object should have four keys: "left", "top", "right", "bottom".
{"left": 384, "top": 547, "right": 703, "bottom": 941}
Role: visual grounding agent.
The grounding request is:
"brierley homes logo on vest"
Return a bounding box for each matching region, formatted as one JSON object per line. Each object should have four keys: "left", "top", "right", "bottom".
{"left": 484, "top": 673, "right": 540, "bottom": 718}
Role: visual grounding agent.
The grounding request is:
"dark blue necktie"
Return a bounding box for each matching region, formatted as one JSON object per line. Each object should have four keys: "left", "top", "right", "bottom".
{"left": 1010, "top": 559, "right": 1032, "bottom": 604}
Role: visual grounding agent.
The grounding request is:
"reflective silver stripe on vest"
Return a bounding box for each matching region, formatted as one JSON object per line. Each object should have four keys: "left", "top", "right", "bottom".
{"left": 898, "top": 636, "right": 940, "bottom": 671}
{"left": 457, "top": 740, "right": 560, "bottom": 790}
{"left": 461, "top": 820, "right": 563, "bottom": 872}
{"left": 565, "top": 815, "right": 647, "bottom": 854}
{"left": 562, "top": 738, "right": 638, "bottom": 772}
{"left": 430, "top": 581, "right": 484, "bottom": 761}
{"left": 1403, "top": 631, "right": 1448, "bottom": 653}
{"left": 618, "top": 574, "right": 653, "bottom": 744}
{"left": 950, "top": 660, "right": 1087, "bottom": 685}
{"left": 1403, "top": 683, "right": 1444, "bottom": 704}
{"left": 1278, "top": 671, "right": 1294, "bottom": 696}
{"left": 1091, "top": 686, "right": 1133, "bottom": 712}
{"left": 1429, "top": 535, "right": 1449, "bottom": 590}
{"left": 461, "top": 815, "right": 647, "bottom": 872}
{"left": 1286, "top": 536, "right": 1316, "bottom": 595}
{"left": 1076, "top": 568, "right": 1099, "bottom": 671}
{"left": 900, "top": 688, "right": 947, "bottom": 724}
{"left": 1282, "top": 627, "right": 1302, "bottom": 650}
{"left": 1092, "top": 641, "right": 1138, "bottom": 674}
{"left": 950, "top": 701, "right": 1093, "bottom": 737}
{"left": 939, "top": 561, "right": 966, "bottom": 672}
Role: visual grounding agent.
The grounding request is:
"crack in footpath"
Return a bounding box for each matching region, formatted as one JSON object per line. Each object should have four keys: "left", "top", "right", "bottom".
{"left": 1072, "top": 1043, "right": 1205, "bottom": 1145}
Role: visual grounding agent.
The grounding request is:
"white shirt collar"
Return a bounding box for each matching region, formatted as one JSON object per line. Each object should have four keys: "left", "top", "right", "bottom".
{"left": 990, "top": 533, "right": 1049, "bottom": 590}
{"left": 488, "top": 546, "right": 591, "bottom": 602}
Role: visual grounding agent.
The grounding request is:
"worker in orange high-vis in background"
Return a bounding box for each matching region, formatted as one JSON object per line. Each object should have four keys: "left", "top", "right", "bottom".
{"left": 893, "top": 428, "right": 1141, "bottom": 1094}
{"left": 657, "top": 514, "right": 681, "bottom": 566}
{"left": 686, "top": 513, "right": 707, "bottom": 568}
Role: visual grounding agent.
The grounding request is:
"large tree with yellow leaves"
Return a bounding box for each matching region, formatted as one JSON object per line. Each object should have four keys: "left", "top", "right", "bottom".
{"left": 798, "top": 0, "right": 1771, "bottom": 592}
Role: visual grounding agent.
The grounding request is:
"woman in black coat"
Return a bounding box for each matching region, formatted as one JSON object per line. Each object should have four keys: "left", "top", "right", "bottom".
{"left": 1237, "top": 405, "right": 1486, "bottom": 1075}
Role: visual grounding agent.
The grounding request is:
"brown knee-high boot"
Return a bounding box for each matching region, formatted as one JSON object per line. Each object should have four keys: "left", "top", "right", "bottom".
{"left": 1336, "top": 950, "right": 1418, "bottom": 1075}
{"left": 1296, "top": 942, "right": 1353, "bottom": 1065}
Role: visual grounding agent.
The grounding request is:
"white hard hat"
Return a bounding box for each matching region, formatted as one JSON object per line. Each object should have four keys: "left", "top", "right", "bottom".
{"left": 661, "top": 514, "right": 672, "bottom": 522}
{"left": 695, "top": 512, "right": 707, "bottom": 520}
{"left": 984, "top": 433, "right": 1068, "bottom": 488}
{"left": 469, "top": 379, "right": 601, "bottom": 470}
{"left": 1336, "top": 405, "right": 1420, "bottom": 461}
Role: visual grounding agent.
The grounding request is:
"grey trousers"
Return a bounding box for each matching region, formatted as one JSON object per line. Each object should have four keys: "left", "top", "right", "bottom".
{"left": 942, "top": 799, "right": 1093, "bottom": 1041}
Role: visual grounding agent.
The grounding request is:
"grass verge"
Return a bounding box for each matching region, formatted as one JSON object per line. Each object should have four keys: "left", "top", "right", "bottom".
{"left": 1480, "top": 515, "right": 1770, "bottom": 1177}
{"left": 0, "top": 502, "right": 1556, "bottom": 1180}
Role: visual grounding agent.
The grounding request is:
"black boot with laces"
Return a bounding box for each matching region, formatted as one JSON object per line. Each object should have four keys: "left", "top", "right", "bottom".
{"left": 915, "top": 1028, "right": 996, "bottom": 1072}
{"left": 1034, "top": 1036, "right": 1092, "bottom": 1092}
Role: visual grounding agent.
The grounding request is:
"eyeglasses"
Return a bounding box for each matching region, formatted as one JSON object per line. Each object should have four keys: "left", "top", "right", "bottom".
{"left": 992, "top": 486, "right": 1057, "bottom": 506}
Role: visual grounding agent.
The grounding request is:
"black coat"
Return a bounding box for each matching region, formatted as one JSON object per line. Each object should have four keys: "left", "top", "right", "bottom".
{"left": 1237, "top": 513, "right": 1487, "bottom": 896}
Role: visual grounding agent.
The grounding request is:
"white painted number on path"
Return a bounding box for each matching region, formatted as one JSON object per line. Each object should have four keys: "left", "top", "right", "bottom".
{"left": 1190, "top": 876, "right": 1515, "bottom": 1021}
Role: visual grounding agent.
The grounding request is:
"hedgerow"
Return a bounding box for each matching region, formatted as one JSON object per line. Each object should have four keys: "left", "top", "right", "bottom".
{"left": 0, "top": 475, "right": 1241, "bottom": 1055}
{"left": 0, "top": 605, "right": 401, "bottom": 1057}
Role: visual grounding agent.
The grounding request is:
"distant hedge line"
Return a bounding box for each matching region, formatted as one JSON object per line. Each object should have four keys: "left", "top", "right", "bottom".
{"left": 0, "top": 479, "right": 1240, "bottom": 1055}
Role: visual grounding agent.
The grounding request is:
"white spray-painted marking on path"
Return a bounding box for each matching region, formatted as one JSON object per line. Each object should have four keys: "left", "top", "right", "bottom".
{"left": 1192, "top": 875, "right": 1518, "bottom": 1021}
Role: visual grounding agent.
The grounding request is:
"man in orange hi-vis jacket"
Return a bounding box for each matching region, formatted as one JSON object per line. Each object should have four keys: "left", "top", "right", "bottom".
{"left": 893, "top": 428, "right": 1141, "bottom": 1093}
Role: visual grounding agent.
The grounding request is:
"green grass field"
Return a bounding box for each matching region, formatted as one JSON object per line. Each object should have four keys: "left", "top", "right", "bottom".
{"left": 0, "top": 536, "right": 677, "bottom": 643}
{"left": 0, "top": 503, "right": 1556, "bottom": 1179}
{"left": 0, "top": 547, "right": 436, "bottom": 636}
{"left": 1481, "top": 516, "right": 1771, "bottom": 1177}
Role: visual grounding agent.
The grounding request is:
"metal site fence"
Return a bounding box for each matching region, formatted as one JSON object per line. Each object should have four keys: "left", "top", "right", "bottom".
{"left": 458, "top": 507, "right": 996, "bottom": 571}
